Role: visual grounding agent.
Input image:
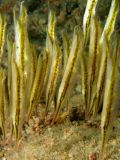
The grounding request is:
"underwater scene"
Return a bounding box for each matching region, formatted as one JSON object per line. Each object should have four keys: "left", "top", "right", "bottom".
{"left": 0, "top": 0, "right": 120, "bottom": 159}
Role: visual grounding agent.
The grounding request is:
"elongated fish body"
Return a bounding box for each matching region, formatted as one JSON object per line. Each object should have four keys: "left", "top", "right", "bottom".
{"left": 12, "top": 60, "right": 20, "bottom": 141}
{"left": 44, "top": 12, "right": 56, "bottom": 99}
{"left": 39, "top": 50, "right": 49, "bottom": 101}
{"left": 48, "top": 10, "right": 56, "bottom": 41}
{"left": 25, "top": 44, "right": 37, "bottom": 111}
{"left": 80, "top": 51, "right": 88, "bottom": 116}
{"left": 46, "top": 32, "right": 53, "bottom": 62}
{"left": 13, "top": 3, "right": 31, "bottom": 137}
{"left": 45, "top": 33, "right": 53, "bottom": 86}
{"left": 27, "top": 54, "right": 43, "bottom": 120}
{"left": 100, "top": 54, "right": 117, "bottom": 160}
{"left": 14, "top": 5, "right": 30, "bottom": 80}
{"left": 45, "top": 41, "right": 61, "bottom": 116}
{"left": 0, "top": 14, "right": 6, "bottom": 61}
{"left": 62, "top": 31, "right": 70, "bottom": 70}
{"left": 89, "top": 36, "right": 109, "bottom": 117}
{"left": 0, "top": 69, "right": 5, "bottom": 139}
{"left": 87, "top": 14, "right": 101, "bottom": 116}
{"left": 46, "top": 32, "right": 53, "bottom": 54}
{"left": 39, "top": 52, "right": 49, "bottom": 96}
{"left": 28, "top": 53, "right": 47, "bottom": 120}
{"left": 29, "top": 44, "right": 37, "bottom": 86}
{"left": 41, "top": 50, "right": 49, "bottom": 96}
{"left": 13, "top": 7, "right": 24, "bottom": 70}
{"left": 52, "top": 27, "right": 82, "bottom": 124}
{"left": 83, "top": 0, "right": 98, "bottom": 46}
{"left": 100, "top": 0, "right": 119, "bottom": 43}
{"left": 7, "top": 36, "right": 14, "bottom": 99}
{"left": 110, "top": 41, "right": 120, "bottom": 126}
{"left": 3, "top": 74, "right": 9, "bottom": 118}
{"left": 9, "top": 44, "right": 15, "bottom": 132}
{"left": 91, "top": 0, "right": 119, "bottom": 117}
{"left": 45, "top": 10, "right": 56, "bottom": 84}
{"left": 14, "top": 2, "right": 30, "bottom": 78}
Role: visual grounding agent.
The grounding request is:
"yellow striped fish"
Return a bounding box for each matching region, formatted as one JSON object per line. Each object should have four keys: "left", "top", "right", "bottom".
{"left": 51, "top": 26, "right": 83, "bottom": 124}
{"left": 62, "top": 31, "right": 70, "bottom": 70}
{"left": 3, "top": 73, "right": 9, "bottom": 119}
{"left": 28, "top": 52, "right": 48, "bottom": 121}
{"left": 45, "top": 41, "right": 61, "bottom": 116}
{"left": 12, "top": 60, "right": 21, "bottom": 141}
{"left": 13, "top": 3, "right": 30, "bottom": 80}
{"left": 87, "top": 14, "right": 101, "bottom": 116}
{"left": 0, "top": 68, "right": 5, "bottom": 139}
{"left": 45, "top": 10, "right": 56, "bottom": 91}
{"left": 80, "top": 51, "right": 88, "bottom": 118}
{"left": 100, "top": 0, "right": 119, "bottom": 43}
{"left": 27, "top": 54, "right": 43, "bottom": 120}
{"left": 83, "top": 0, "right": 98, "bottom": 46}
{"left": 0, "top": 14, "right": 6, "bottom": 62}
{"left": 48, "top": 10, "right": 56, "bottom": 41}
{"left": 92, "top": 36, "right": 109, "bottom": 116}
{"left": 7, "top": 36, "right": 14, "bottom": 99}
{"left": 13, "top": 2, "right": 31, "bottom": 138}
{"left": 25, "top": 44, "right": 37, "bottom": 111}
{"left": 100, "top": 53, "right": 117, "bottom": 160}
{"left": 29, "top": 44, "right": 37, "bottom": 84}
{"left": 40, "top": 50, "right": 49, "bottom": 95}
{"left": 45, "top": 33, "right": 53, "bottom": 85}
{"left": 90, "top": 38, "right": 108, "bottom": 117}
{"left": 46, "top": 32, "right": 53, "bottom": 54}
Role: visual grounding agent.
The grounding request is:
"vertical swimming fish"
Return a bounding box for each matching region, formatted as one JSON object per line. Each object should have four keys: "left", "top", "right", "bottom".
{"left": 25, "top": 44, "right": 37, "bottom": 111}
{"left": 92, "top": 36, "right": 109, "bottom": 117}
{"left": 27, "top": 54, "right": 43, "bottom": 120}
{"left": 91, "top": 0, "right": 119, "bottom": 117}
{"left": 100, "top": 0, "right": 119, "bottom": 43}
{"left": 90, "top": 37, "right": 108, "bottom": 117}
{"left": 83, "top": 0, "right": 98, "bottom": 46}
{"left": 11, "top": 60, "right": 20, "bottom": 141}
{"left": 14, "top": 2, "right": 30, "bottom": 80}
{"left": 3, "top": 74, "right": 9, "bottom": 119}
{"left": 7, "top": 36, "right": 14, "bottom": 98}
{"left": 45, "top": 41, "right": 61, "bottom": 116}
{"left": 41, "top": 50, "right": 49, "bottom": 95}
{"left": 8, "top": 42, "right": 15, "bottom": 137}
{"left": 29, "top": 44, "right": 37, "bottom": 84}
{"left": 13, "top": 2, "right": 31, "bottom": 138}
{"left": 48, "top": 10, "right": 56, "bottom": 41}
{"left": 62, "top": 31, "right": 70, "bottom": 70}
{"left": 80, "top": 51, "right": 88, "bottom": 118}
{"left": 52, "top": 26, "right": 83, "bottom": 124}
{"left": 0, "top": 14, "right": 6, "bottom": 62}
{"left": 28, "top": 53, "right": 48, "bottom": 121}
{"left": 46, "top": 32, "right": 53, "bottom": 54}
{"left": 0, "top": 69, "right": 5, "bottom": 139}
{"left": 95, "top": 0, "right": 119, "bottom": 114}
{"left": 45, "top": 33, "right": 53, "bottom": 86}
{"left": 100, "top": 50, "right": 117, "bottom": 160}
{"left": 45, "top": 10, "right": 56, "bottom": 77}
{"left": 87, "top": 14, "right": 101, "bottom": 116}
{"left": 44, "top": 11, "right": 56, "bottom": 95}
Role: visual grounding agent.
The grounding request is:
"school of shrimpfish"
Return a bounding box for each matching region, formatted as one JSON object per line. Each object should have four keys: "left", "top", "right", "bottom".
{"left": 0, "top": 0, "right": 119, "bottom": 159}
